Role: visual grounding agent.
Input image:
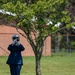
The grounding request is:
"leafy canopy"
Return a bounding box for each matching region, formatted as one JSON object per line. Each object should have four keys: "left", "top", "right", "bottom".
{"left": 0, "top": 0, "right": 71, "bottom": 42}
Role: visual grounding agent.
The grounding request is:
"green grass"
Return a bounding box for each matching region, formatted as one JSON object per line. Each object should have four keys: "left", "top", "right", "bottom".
{"left": 0, "top": 52, "right": 75, "bottom": 75}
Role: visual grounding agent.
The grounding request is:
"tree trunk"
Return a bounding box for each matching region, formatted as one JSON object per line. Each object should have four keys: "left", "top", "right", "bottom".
{"left": 55, "top": 33, "right": 60, "bottom": 52}
{"left": 35, "top": 56, "right": 41, "bottom": 75}
{"left": 66, "top": 32, "right": 70, "bottom": 52}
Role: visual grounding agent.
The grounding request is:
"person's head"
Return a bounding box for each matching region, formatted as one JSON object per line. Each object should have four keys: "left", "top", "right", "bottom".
{"left": 12, "top": 34, "right": 20, "bottom": 44}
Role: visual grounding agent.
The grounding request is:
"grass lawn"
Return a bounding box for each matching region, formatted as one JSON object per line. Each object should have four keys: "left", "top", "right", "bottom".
{"left": 0, "top": 52, "right": 75, "bottom": 75}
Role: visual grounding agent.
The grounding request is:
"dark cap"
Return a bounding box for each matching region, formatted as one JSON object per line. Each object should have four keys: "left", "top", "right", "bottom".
{"left": 12, "top": 34, "right": 20, "bottom": 41}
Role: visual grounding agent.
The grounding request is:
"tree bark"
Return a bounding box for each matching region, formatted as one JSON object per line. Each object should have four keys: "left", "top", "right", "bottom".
{"left": 35, "top": 56, "right": 41, "bottom": 75}
{"left": 55, "top": 33, "right": 60, "bottom": 52}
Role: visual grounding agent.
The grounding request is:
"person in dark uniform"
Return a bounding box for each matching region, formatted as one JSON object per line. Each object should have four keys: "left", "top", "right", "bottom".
{"left": 6, "top": 34, "right": 25, "bottom": 75}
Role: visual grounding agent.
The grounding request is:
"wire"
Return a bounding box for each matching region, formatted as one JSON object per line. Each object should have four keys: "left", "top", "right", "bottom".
{"left": 0, "top": 46, "right": 9, "bottom": 55}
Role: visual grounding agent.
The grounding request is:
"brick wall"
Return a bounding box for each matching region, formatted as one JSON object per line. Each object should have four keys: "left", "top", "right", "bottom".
{"left": 0, "top": 25, "right": 51, "bottom": 56}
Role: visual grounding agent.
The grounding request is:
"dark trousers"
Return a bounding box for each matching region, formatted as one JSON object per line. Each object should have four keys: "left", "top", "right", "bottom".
{"left": 9, "top": 65, "right": 22, "bottom": 75}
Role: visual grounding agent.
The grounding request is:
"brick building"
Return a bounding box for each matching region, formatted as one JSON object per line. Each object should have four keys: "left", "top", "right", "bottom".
{"left": 0, "top": 25, "right": 51, "bottom": 56}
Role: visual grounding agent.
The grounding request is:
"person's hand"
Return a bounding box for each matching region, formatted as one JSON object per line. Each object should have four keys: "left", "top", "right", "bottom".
{"left": 13, "top": 39, "right": 18, "bottom": 44}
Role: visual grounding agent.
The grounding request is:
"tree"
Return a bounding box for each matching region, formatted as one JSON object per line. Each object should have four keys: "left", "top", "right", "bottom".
{"left": 0, "top": 0, "right": 70, "bottom": 75}
{"left": 66, "top": 0, "right": 75, "bottom": 23}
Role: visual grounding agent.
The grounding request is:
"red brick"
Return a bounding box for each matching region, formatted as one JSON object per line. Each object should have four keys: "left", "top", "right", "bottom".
{"left": 0, "top": 25, "right": 51, "bottom": 56}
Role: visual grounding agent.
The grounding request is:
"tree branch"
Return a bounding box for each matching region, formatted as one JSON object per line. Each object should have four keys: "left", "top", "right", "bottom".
{"left": 43, "top": 26, "right": 66, "bottom": 41}
{"left": 16, "top": 27, "right": 27, "bottom": 39}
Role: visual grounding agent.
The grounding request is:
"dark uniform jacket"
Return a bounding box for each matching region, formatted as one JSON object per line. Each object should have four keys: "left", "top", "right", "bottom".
{"left": 6, "top": 44, "right": 25, "bottom": 65}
